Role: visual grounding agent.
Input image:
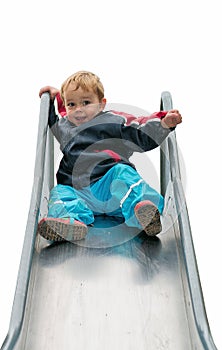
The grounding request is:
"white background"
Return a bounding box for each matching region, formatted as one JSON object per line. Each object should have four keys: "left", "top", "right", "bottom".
{"left": 0, "top": 0, "right": 221, "bottom": 348}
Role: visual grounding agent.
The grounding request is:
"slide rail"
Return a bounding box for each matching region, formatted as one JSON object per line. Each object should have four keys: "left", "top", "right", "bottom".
{"left": 1, "top": 93, "right": 51, "bottom": 350}
{"left": 160, "top": 91, "right": 217, "bottom": 350}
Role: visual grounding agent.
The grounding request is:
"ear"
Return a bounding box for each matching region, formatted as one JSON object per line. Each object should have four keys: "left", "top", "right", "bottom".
{"left": 100, "top": 98, "right": 107, "bottom": 111}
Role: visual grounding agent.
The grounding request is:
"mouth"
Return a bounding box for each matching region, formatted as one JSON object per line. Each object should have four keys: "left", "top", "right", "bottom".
{"left": 74, "top": 116, "right": 87, "bottom": 123}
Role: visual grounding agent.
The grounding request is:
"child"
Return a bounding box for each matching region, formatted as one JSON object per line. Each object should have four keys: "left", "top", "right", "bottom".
{"left": 38, "top": 71, "right": 182, "bottom": 242}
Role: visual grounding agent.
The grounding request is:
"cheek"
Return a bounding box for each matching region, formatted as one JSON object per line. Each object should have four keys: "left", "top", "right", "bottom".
{"left": 86, "top": 105, "right": 100, "bottom": 117}
{"left": 66, "top": 111, "right": 76, "bottom": 123}
{"left": 66, "top": 109, "right": 75, "bottom": 117}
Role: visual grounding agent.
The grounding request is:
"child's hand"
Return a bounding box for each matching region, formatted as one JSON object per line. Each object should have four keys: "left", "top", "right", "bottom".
{"left": 39, "top": 86, "right": 60, "bottom": 100}
{"left": 161, "top": 109, "right": 182, "bottom": 129}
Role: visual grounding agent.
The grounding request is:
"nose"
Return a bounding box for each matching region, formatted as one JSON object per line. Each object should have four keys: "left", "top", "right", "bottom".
{"left": 74, "top": 104, "right": 83, "bottom": 112}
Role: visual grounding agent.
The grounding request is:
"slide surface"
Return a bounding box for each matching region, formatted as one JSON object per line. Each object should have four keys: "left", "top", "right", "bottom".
{"left": 1, "top": 93, "right": 217, "bottom": 350}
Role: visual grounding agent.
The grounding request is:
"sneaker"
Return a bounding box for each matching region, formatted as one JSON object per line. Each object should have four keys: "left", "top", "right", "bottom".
{"left": 38, "top": 217, "right": 87, "bottom": 242}
{"left": 134, "top": 200, "right": 162, "bottom": 236}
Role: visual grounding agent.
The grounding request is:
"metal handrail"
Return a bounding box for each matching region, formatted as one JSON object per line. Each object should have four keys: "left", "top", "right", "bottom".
{"left": 160, "top": 91, "right": 217, "bottom": 350}
{"left": 1, "top": 93, "right": 51, "bottom": 350}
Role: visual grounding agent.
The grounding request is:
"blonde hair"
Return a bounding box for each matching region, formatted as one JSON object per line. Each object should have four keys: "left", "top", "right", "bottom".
{"left": 61, "top": 70, "right": 105, "bottom": 103}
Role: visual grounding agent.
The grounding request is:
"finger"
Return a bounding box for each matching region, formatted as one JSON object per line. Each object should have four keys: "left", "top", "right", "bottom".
{"left": 169, "top": 109, "right": 179, "bottom": 114}
{"left": 39, "top": 86, "right": 53, "bottom": 98}
{"left": 175, "top": 116, "right": 182, "bottom": 124}
{"left": 39, "top": 88, "right": 44, "bottom": 98}
{"left": 39, "top": 86, "right": 48, "bottom": 97}
{"left": 171, "top": 112, "right": 182, "bottom": 120}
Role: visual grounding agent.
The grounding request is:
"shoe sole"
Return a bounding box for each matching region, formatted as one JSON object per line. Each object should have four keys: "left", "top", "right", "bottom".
{"left": 135, "top": 203, "right": 162, "bottom": 236}
{"left": 38, "top": 219, "right": 87, "bottom": 242}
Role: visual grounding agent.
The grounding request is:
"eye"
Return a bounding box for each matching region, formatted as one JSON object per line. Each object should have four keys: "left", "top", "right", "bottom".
{"left": 82, "top": 100, "right": 91, "bottom": 106}
{"left": 67, "top": 102, "right": 75, "bottom": 108}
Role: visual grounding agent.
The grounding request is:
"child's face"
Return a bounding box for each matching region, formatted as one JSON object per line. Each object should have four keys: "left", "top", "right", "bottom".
{"left": 64, "top": 83, "right": 106, "bottom": 126}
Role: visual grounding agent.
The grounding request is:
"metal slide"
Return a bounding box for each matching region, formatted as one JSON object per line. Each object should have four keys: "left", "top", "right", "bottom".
{"left": 1, "top": 93, "right": 218, "bottom": 350}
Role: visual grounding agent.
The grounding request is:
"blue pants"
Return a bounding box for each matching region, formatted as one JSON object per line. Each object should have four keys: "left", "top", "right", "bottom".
{"left": 48, "top": 164, "right": 164, "bottom": 229}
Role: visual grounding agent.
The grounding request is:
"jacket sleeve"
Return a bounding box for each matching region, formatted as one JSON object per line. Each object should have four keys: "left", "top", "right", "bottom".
{"left": 56, "top": 93, "right": 67, "bottom": 117}
{"left": 48, "top": 98, "right": 59, "bottom": 127}
{"left": 130, "top": 111, "right": 167, "bottom": 125}
{"left": 111, "top": 110, "right": 167, "bottom": 125}
{"left": 48, "top": 97, "right": 62, "bottom": 143}
{"left": 120, "top": 117, "right": 172, "bottom": 152}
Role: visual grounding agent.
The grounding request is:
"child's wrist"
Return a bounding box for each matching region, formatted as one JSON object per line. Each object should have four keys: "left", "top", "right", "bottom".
{"left": 161, "top": 119, "right": 170, "bottom": 129}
